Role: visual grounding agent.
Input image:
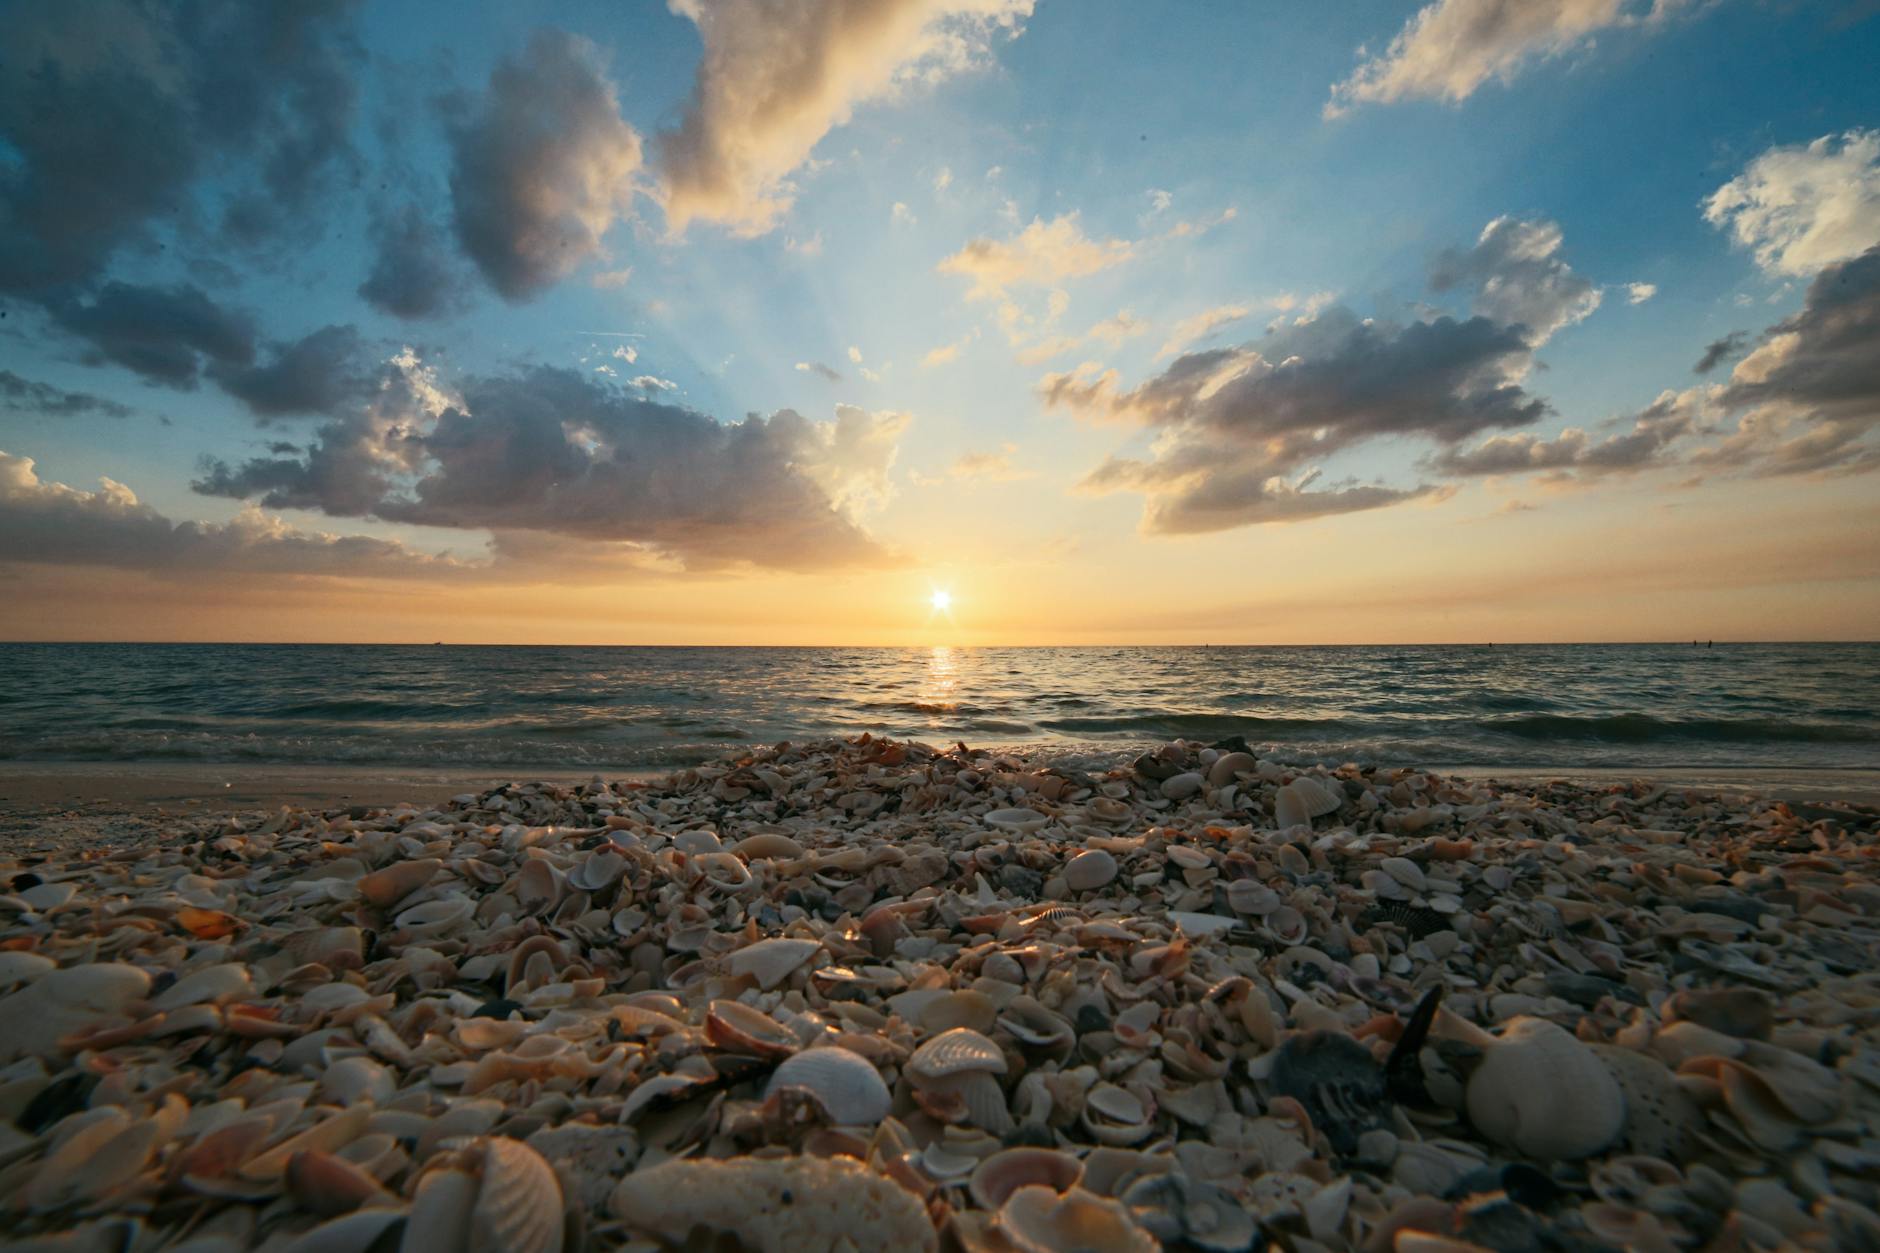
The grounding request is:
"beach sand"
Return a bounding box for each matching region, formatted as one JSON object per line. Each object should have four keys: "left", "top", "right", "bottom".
{"left": 2, "top": 736, "right": 1877, "bottom": 1250}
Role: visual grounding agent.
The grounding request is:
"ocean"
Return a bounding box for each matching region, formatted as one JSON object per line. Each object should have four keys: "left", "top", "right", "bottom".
{"left": 1, "top": 643, "right": 1875, "bottom": 793}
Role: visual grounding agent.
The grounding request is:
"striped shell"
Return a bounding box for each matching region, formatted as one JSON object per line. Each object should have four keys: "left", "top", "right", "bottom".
{"left": 765, "top": 1047, "right": 891, "bottom": 1124}
{"left": 909, "top": 1027, "right": 1007, "bottom": 1081}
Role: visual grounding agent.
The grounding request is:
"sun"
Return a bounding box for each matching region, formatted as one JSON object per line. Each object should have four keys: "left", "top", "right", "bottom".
{"left": 930, "top": 589, "right": 952, "bottom": 613}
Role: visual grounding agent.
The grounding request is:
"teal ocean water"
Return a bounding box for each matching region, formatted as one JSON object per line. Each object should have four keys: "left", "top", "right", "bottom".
{"left": 1, "top": 644, "right": 1875, "bottom": 791}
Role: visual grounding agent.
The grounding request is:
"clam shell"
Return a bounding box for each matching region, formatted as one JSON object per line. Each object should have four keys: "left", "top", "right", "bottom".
{"left": 153, "top": 962, "right": 252, "bottom": 1011}
{"left": 985, "top": 808, "right": 1049, "bottom": 833}
{"left": 1264, "top": 905, "right": 1307, "bottom": 945}
{"left": 705, "top": 999, "right": 798, "bottom": 1058}
{"left": 970, "top": 1147, "right": 1083, "bottom": 1211}
{"left": 393, "top": 895, "right": 474, "bottom": 936}
{"left": 1064, "top": 849, "right": 1118, "bottom": 893}
{"left": 357, "top": 858, "right": 441, "bottom": 907}
{"left": 728, "top": 937, "right": 819, "bottom": 990}
{"left": 0, "top": 962, "right": 152, "bottom": 1060}
{"left": 566, "top": 849, "right": 624, "bottom": 892}
{"left": 1467, "top": 1017, "right": 1625, "bottom": 1160}
{"left": 909, "top": 1027, "right": 1008, "bottom": 1080}
{"left": 731, "top": 832, "right": 806, "bottom": 860}
{"left": 918, "top": 989, "right": 999, "bottom": 1035}
{"left": 765, "top": 1047, "right": 891, "bottom": 1124}
{"left": 514, "top": 859, "right": 566, "bottom": 914}
{"left": 1205, "top": 752, "right": 1258, "bottom": 787}
{"left": 999, "top": 1185, "right": 1158, "bottom": 1253}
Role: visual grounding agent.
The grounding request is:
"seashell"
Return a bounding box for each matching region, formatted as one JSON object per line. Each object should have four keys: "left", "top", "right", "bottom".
{"left": 514, "top": 859, "right": 566, "bottom": 915}
{"left": 705, "top": 999, "right": 798, "bottom": 1058}
{"left": 919, "top": 989, "right": 999, "bottom": 1035}
{"left": 1160, "top": 772, "right": 1204, "bottom": 801}
{"left": 695, "top": 851, "right": 754, "bottom": 892}
{"left": 320, "top": 1056, "right": 396, "bottom": 1106}
{"left": 1378, "top": 856, "right": 1426, "bottom": 891}
{"left": 1734, "top": 1041, "right": 1842, "bottom": 1124}
{"left": 401, "top": 1136, "right": 562, "bottom": 1253}
{"left": 525, "top": 1123, "right": 639, "bottom": 1213}
{"left": 674, "top": 828, "right": 724, "bottom": 854}
{"left": 1467, "top": 1017, "right": 1625, "bottom": 1160}
{"left": 1122, "top": 1171, "right": 1259, "bottom": 1252}
{"left": 1590, "top": 1043, "right": 1703, "bottom": 1160}
{"left": 997, "top": 997, "right": 1075, "bottom": 1053}
{"left": 176, "top": 904, "right": 242, "bottom": 938}
{"left": 1274, "top": 777, "right": 1339, "bottom": 828}
{"left": 998, "top": 1185, "right": 1158, "bottom": 1253}
{"left": 728, "top": 937, "right": 819, "bottom": 990}
{"left": 1270, "top": 1030, "right": 1390, "bottom": 1159}
{"left": 286, "top": 1148, "right": 395, "bottom": 1217}
{"left": 765, "top": 1047, "right": 892, "bottom": 1124}
{"left": 1064, "top": 849, "right": 1118, "bottom": 893}
{"left": 566, "top": 849, "right": 624, "bottom": 892}
{"left": 970, "top": 1148, "right": 1083, "bottom": 1211}
{"left": 394, "top": 895, "right": 474, "bottom": 937}
{"left": 357, "top": 858, "right": 441, "bottom": 907}
{"left": 1227, "top": 880, "right": 1280, "bottom": 915}
{"left": 1206, "top": 752, "right": 1258, "bottom": 787}
{"left": 985, "top": 807, "right": 1049, "bottom": 833}
{"left": 610, "top": 1154, "right": 936, "bottom": 1252}
{"left": 0, "top": 950, "right": 55, "bottom": 988}
{"left": 0, "top": 961, "right": 152, "bottom": 1060}
{"left": 153, "top": 961, "right": 253, "bottom": 1011}
{"left": 1663, "top": 988, "right": 1773, "bottom": 1040}
{"left": 910, "top": 1027, "right": 1008, "bottom": 1081}
{"left": 1263, "top": 905, "right": 1307, "bottom": 945}
{"left": 1085, "top": 1082, "right": 1145, "bottom": 1124}
{"left": 1086, "top": 797, "right": 1134, "bottom": 825}
{"left": 732, "top": 832, "right": 806, "bottom": 859}
{"left": 282, "top": 926, "right": 366, "bottom": 970}
{"left": 283, "top": 1208, "right": 408, "bottom": 1253}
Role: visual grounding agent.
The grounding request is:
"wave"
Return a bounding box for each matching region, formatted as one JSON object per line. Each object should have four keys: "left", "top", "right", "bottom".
{"left": 1482, "top": 714, "right": 1880, "bottom": 744}
{"left": 1037, "top": 712, "right": 1356, "bottom": 738}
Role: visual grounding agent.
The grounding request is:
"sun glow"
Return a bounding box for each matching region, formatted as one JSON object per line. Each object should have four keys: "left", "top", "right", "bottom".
{"left": 930, "top": 589, "right": 952, "bottom": 612}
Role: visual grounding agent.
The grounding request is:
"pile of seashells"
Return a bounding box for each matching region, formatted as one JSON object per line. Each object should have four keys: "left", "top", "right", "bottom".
{"left": 1, "top": 734, "right": 1877, "bottom": 1252}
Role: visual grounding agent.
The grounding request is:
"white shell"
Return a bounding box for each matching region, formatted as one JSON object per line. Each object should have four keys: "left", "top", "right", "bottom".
{"left": 728, "top": 937, "right": 819, "bottom": 990}
{"left": 1467, "top": 1017, "right": 1625, "bottom": 1160}
{"left": 767, "top": 1047, "right": 891, "bottom": 1123}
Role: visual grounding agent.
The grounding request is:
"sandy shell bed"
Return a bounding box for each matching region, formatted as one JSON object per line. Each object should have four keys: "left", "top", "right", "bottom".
{"left": 1, "top": 734, "right": 1877, "bottom": 1252}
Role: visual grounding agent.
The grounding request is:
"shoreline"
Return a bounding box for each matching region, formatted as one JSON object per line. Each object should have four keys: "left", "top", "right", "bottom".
{"left": 3, "top": 755, "right": 1877, "bottom": 836}
{"left": 2, "top": 734, "right": 1877, "bottom": 1249}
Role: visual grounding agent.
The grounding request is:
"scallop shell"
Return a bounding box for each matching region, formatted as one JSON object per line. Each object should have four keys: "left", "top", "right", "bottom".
{"left": 1467, "top": 1017, "right": 1625, "bottom": 1160}
{"left": 356, "top": 857, "right": 442, "bottom": 907}
{"left": 763, "top": 1046, "right": 887, "bottom": 1121}
{"left": 970, "top": 1148, "right": 1083, "bottom": 1211}
{"left": 728, "top": 937, "right": 819, "bottom": 990}
{"left": 998, "top": 1185, "right": 1158, "bottom": 1253}
{"left": 909, "top": 1027, "right": 1008, "bottom": 1081}
{"left": 705, "top": 999, "right": 798, "bottom": 1058}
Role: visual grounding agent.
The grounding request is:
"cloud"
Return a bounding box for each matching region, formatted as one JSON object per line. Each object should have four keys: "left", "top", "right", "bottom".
{"left": 359, "top": 203, "right": 463, "bottom": 319}
{"left": 1013, "top": 310, "right": 1149, "bottom": 364}
{"left": 848, "top": 346, "right": 864, "bottom": 363}
{"left": 1696, "top": 244, "right": 1880, "bottom": 476}
{"left": 1326, "top": 0, "right": 1684, "bottom": 116}
{"left": 211, "top": 325, "right": 374, "bottom": 419}
{"left": 1705, "top": 130, "right": 1880, "bottom": 277}
{"left": 0, "top": 372, "right": 134, "bottom": 419}
{"left": 1147, "top": 189, "right": 1173, "bottom": 215}
{"left": 630, "top": 375, "right": 679, "bottom": 392}
{"left": 448, "top": 30, "right": 643, "bottom": 301}
{"left": 0, "top": 0, "right": 362, "bottom": 296}
{"left": 796, "top": 361, "right": 843, "bottom": 382}
{"left": 1626, "top": 282, "right": 1657, "bottom": 304}
{"left": 933, "top": 167, "right": 953, "bottom": 192}
{"left": 1157, "top": 305, "right": 1251, "bottom": 359}
{"left": 1046, "top": 305, "right": 1543, "bottom": 533}
{"left": 194, "top": 365, "right": 910, "bottom": 570}
{"left": 658, "top": 0, "right": 1032, "bottom": 235}
{"left": 892, "top": 202, "right": 918, "bottom": 225}
{"left": 937, "top": 213, "right": 1134, "bottom": 300}
{"left": 1695, "top": 331, "right": 1750, "bottom": 374}
{"left": 0, "top": 450, "right": 462, "bottom": 580}
{"left": 1429, "top": 387, "right": 1701, "bottom": 477}
{"left": 922, "top": 329, "right": 977, "bottom": 367}
{"left": 1430, "top": 216, "right": 1601, "bottom": 344}
{"left": 941, "top": 444, "right": 1030, "bottom": 482}
{"left": 46, "top": 282, "right": 256, "bottom": 388}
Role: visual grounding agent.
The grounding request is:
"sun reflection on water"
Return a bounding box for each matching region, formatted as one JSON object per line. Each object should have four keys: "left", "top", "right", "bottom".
{"left": 919, "top": 645, "right": 960, "bottom": 714}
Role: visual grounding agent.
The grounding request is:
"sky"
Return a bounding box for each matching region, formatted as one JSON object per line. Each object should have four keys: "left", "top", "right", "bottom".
{"left": 1, "top": 0, "right": 1877, "bottom": 644}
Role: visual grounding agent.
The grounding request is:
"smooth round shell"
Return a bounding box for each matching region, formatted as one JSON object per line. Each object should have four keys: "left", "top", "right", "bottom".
{"left": 1467, "top": 1017, "right": 1626, "bottom": 1160}
{"left": 765, "top": 1047, "right": 891, "bottom": 1124}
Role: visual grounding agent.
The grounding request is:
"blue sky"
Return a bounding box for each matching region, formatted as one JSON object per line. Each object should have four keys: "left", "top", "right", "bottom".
{"left": 2, "top": 1, "right": 1877, "bottom": 641}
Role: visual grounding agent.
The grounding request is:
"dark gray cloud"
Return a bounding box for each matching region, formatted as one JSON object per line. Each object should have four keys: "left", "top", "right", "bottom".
{"left": 1429, "top": 217, "right": 1601, "bottom": 345}
{"left": 211, "top": 324, "right": 374, "bottom": 419}
{"left": 0, "top": 372, "right": 134, "bottom": 419}
{"left": 0, "top": 0, "right": 363, "bottom": 297}
{"left": 46, "top": 282, "right": 255, "bottom": 388}
{"left": 1428, "top": 389, "right": 1699, "bottom": 477}
{"left": 359, "top": 203, "right": 462, "bottom": 320}
{"left": 1694, "top": 331, "right": 1749, "bottom": 375}
{"left": 0, "top": 449, "right": 457, "bottom": 579}
{"left": 448, "top": 31, "right": 643, "bottom": 302}
{"left": 195, "top": 366, "right": 906, "bottom": 570}
{"left": 1044, "top": 306, "right": 1542, "bottom": 532}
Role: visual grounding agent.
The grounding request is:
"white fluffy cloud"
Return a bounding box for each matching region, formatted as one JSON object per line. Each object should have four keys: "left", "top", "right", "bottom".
{"left": 1705, "top": 130, "right": 1880, "bottom": 277}
{"left": 936, "top": 213, "right": 1135, "bottom": 300}
{"left": 1327, "top": 0, "right": 1681, "bottom": 117}
{"left": 659, "top": 0, "right": 1032, "bottom": 235}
